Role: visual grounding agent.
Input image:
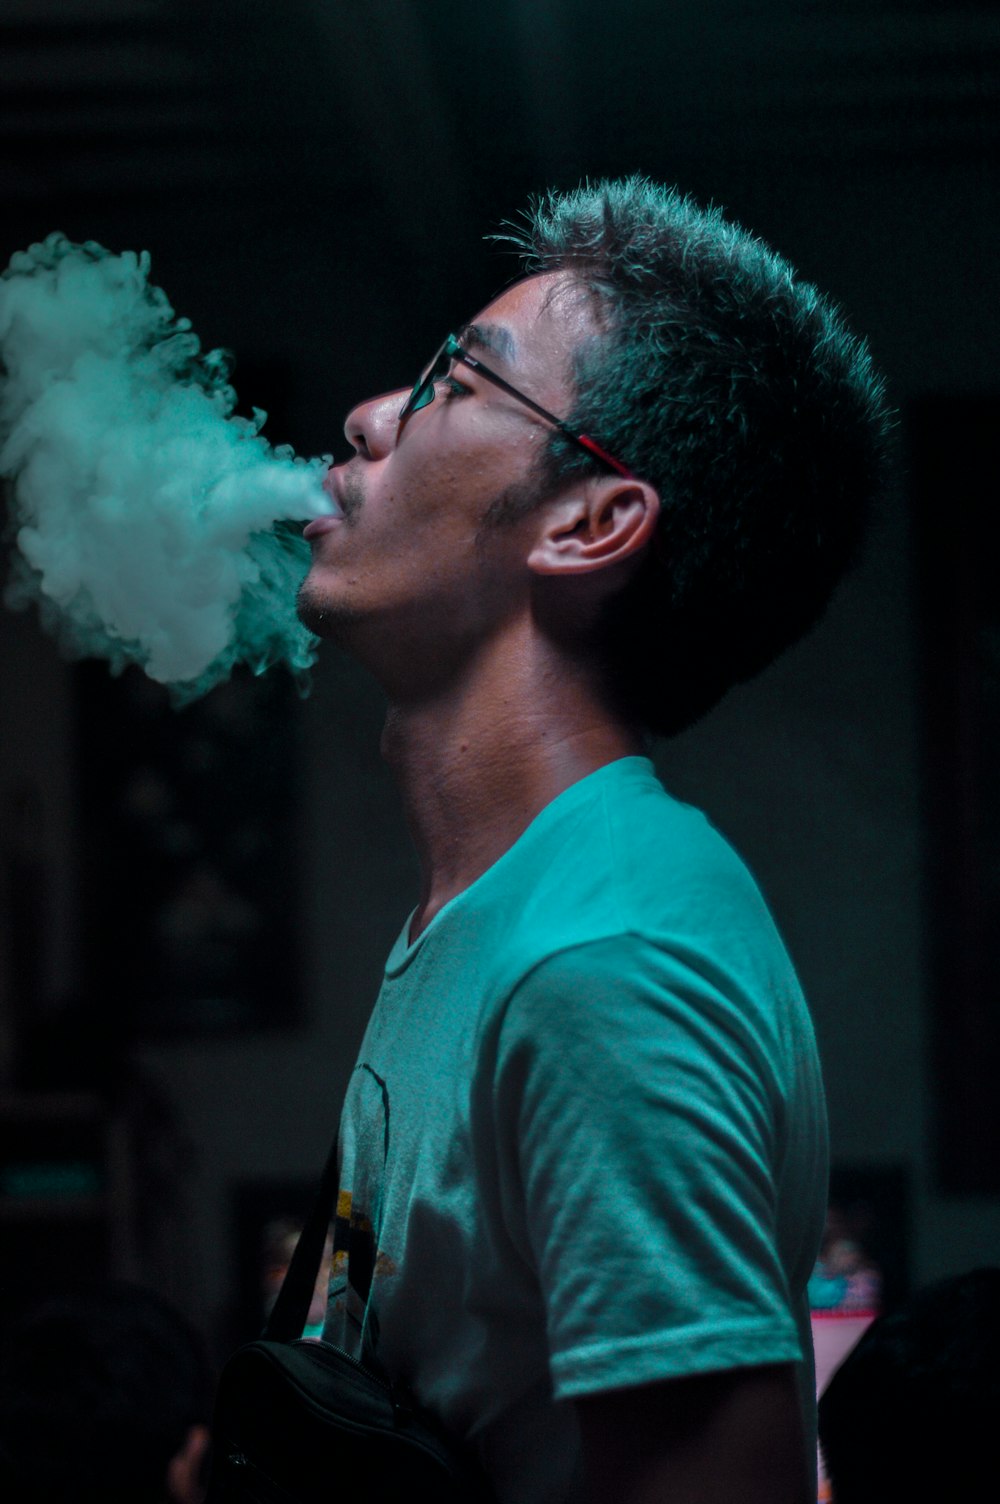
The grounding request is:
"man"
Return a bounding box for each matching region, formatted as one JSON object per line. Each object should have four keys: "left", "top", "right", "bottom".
{"left": 297, "top": 176, "right": 890, "bottom": 1503}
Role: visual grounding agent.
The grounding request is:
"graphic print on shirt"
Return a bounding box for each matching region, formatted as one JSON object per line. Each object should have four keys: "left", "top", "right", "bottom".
{"left": 327, "top": 1062, "right": 397, "bottom": 1361}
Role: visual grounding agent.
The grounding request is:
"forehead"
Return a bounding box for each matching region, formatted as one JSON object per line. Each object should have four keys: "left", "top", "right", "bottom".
{"left": 462, "top": 271, "right": 596, "bottom": 393}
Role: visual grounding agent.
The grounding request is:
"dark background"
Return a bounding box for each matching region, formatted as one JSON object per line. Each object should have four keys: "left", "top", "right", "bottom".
{"left": 2, "top": 0, "right": 999, "bottom": 1356}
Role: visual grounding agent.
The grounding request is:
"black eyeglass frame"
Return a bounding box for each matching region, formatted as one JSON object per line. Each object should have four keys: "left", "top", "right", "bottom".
{"left": 398, "top": 333, "right": 634, "bottom": 479}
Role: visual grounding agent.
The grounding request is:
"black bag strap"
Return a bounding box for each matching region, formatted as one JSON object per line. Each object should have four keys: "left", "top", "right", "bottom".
{"left": 263, "top": 1132, "right": 339, "bottom": 1343}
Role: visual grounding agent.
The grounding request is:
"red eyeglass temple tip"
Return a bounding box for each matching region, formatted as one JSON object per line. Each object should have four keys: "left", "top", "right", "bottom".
{"left": 576, "top": 434, "right": 634, "bottom": 479}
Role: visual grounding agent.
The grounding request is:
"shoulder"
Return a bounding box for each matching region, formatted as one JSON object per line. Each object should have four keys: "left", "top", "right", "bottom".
{"left": 465, "top": 758, "right": 811, "bottom": 1102}
{"left": 496, "top": 759, "right": 802, "bottom": 1040}
{"left": 595, "top": 759, "right": 784, "bottom": 947}
{"left": 495, "top": 756, "right": 773, "bottom": 954}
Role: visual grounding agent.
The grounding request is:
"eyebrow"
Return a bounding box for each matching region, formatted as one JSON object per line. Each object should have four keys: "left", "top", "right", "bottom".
{"left": 459, "top": 321, "right": 517, "bottom": 367}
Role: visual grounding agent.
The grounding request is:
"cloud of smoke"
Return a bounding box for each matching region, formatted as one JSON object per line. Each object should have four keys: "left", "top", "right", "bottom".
{"left": 0, "top": 233, "right": 336, "bottom": 699}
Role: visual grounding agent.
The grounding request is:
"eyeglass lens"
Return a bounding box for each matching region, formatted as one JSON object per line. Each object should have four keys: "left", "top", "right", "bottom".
{"left": 403, "top": 337, "right": 457, "bottom": 416}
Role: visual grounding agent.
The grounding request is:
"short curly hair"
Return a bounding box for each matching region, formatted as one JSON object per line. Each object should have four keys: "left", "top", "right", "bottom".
{"left": 499, "top": 176, "right": 892, "bottom": 737}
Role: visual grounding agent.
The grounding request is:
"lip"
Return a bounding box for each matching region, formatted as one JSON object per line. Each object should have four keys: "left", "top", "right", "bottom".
{"left": 323, "top": 465, "right": 348, "bottom": 513}
{"left": 304, "top": 468, "right": 347, "bottom": 539}
{"left": 303, "top": 514, "right": 341, "bottom": 540}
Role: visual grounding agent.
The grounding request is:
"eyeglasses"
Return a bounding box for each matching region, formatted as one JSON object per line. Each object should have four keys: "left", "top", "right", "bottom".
{"left": 398, "top": 333, "right": 634, "bottom": 479}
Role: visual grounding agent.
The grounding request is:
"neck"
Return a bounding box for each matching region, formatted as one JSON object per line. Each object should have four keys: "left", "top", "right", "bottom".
{"left": 380, "top": 626, "right": 643, "bottom": 939}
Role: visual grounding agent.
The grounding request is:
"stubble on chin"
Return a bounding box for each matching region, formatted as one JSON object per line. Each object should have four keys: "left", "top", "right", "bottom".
{"left": 296, "top": 577, "right": 359, "bottom": 641}
{"left": 295, "top": 576, "right": 327, "bottom": 636}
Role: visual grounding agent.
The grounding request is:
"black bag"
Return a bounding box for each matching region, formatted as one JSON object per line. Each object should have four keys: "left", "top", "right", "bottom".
{"left": 207, "top": 1136, "right": 493, "bottom": 1503}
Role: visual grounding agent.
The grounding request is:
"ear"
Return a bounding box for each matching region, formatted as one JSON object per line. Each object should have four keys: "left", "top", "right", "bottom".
{"left": 527, "top": 478, "right": 661, "bottom": 578}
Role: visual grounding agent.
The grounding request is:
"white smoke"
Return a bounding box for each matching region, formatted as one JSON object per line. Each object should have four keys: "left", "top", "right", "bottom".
{"left": 0, "top": 233, "right": 336, "bottom": 699}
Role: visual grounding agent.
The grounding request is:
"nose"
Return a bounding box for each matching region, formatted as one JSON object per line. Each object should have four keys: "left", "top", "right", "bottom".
{"left": 344, "top": 389, "right": 409, "bottom": 460}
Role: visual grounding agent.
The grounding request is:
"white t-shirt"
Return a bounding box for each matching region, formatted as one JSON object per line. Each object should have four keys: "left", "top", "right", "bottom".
{"left": 323, "top": 757, "right": 828, "bottom": 1502}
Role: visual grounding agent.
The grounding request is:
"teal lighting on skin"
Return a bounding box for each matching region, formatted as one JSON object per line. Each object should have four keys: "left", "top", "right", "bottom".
{"left": 400, "top": 330, "right": 634, "bottom": 477}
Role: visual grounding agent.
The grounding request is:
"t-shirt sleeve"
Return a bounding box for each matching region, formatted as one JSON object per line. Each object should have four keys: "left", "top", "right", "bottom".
{"left": 492, "top": 932, "right": 804, "bottom": 1399}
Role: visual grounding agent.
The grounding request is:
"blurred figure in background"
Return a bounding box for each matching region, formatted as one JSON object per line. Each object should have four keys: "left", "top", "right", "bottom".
{"left": 818, "top": 1267, "right": 1000, "bottom": 1503}
{"left": 260, "top": 1217, "right": 332, "bottom": 1340}
{"left": 0, "top": 1281, "right": 213, "bottom": 1504}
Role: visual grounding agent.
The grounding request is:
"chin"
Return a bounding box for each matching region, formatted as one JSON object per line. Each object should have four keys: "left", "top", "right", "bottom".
{"left": 296, "top": 580, "right": 360, "bottom": 644}
{"left": 296, "top": 579, "right": 334, "bottom": 637}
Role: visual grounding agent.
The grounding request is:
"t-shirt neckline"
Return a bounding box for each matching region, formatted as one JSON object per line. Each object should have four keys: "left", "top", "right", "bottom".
{"left": 383, "top": 755, "right": 655, "bottom": 977}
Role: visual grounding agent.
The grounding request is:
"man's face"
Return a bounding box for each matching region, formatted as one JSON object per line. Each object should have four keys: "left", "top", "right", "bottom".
{"left": 297, "top": 271, "right": 597, "bottom": 678}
